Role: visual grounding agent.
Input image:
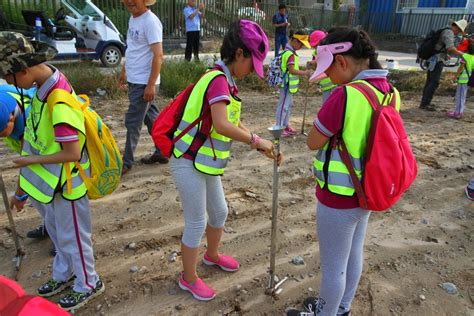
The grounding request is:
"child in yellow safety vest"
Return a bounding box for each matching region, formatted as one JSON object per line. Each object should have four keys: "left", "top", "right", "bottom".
{"left": 288, "top": 28, "right": 397, "bottom": 316}
{"left": 0, "top": 32, "right": 103, "bottom": 312}
{"left": 170, "top": 20, "right": 280, "bottom": 301}
{"left": 447, "top": 39, "right": 474, "bottom": 119}
{"left": 275, "top": 30, "right": 312, "bottom": 137}
{"left": 0, "top": 85, "right": 56, "bottom": 253}
{"left": 307, "top": 30, "right": 338, "bottom": 102}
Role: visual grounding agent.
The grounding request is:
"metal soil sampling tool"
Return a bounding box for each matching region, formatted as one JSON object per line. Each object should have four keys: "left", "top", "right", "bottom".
{"left": 266, "top": 125, "right": 288, "bottom": 296}
{"left": 300, "top": 79, "right": 310, "bottom": 136}
{"left": 0, "top": 174, "right": 25, "bottom": 280}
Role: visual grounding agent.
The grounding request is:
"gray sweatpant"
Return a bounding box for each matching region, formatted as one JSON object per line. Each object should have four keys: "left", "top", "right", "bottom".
{"left": 275, "top": 87, "right": 293, "bottom": 127}
{"left": 454, "top": 83, "right": 468, "bottom": 114}
{"left": 43, "top": 194, "right": 99, "bottom": 293}
{"left": 170, "top": 157, "right": 229, "bottom": 248}
{"left": 315, "top": 203, "right": 370, "bottom": 315}
{"left": 123, "top": 83, "right": 161, "bottom": 168}
{"left": 469, "top": 177, "right": 474, "bottom": 189}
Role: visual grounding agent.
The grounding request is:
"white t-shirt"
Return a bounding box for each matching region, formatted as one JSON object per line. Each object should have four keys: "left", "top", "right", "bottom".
{"left": 125, "top": 10, "right": 162, "bottom": 85}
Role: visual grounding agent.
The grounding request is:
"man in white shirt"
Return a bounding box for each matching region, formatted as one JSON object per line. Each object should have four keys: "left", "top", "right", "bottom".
{"left": 119, "top": 0, "right": 168, "bottom": 174}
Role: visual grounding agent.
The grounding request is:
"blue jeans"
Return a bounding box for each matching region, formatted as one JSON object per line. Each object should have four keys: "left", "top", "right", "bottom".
{"left": 275, "top": 32, "right": 288, "bottom": 56}
{"left": 123, "top": 83, "right": 161, "bottom": 168}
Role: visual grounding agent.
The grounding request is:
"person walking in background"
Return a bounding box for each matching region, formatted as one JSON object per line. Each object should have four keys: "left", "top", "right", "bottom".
{"left": 447, "top": 38, "right": 474, "bottom": 119}
{"left": 272, "top": 4, "right": 289, "bottom": 56}
{"left": 275, "top": 30, "right": 312, "bottom": 137}
{"left": 119, "top": 0, "right": 168, "bottom": 175}
{"left": 184, "top": 0, "right": 205, "bottom": 62}
{"left": 419, "top": 19, "right": 465, "bottom": 111}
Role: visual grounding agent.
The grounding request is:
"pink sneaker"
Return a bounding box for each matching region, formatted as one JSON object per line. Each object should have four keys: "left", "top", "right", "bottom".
{"left": 178, "top": 274, "right": 216, "bottom": 301}
{"left": 203, "top": 252, "right": 240, "bottom": 272}
{"left": 286, "top": 126, "right": 297, "bottom": 133}
{"left": 281, "top": 130, "right": 293, "bottom": 138}
{"left": 447, "top": 111, "right": 462, "bottom": 119}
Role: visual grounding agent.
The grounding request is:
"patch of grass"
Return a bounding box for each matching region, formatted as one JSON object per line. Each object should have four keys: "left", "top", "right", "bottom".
{"left": 388, "top": 70, "right": 457, "bottom": 95}
{"left": 58, "top": 62, "right": 126, "bottom": 99}
{"left": 160, "top": 60, "right": 208, "bottom": 98}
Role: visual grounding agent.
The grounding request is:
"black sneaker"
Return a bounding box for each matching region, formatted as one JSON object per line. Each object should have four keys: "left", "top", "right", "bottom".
{"left": 287, "top": 309, "right": 314, "bottom": 316}
{"left": 37, "top": 276, "right": 74, "bottom": 297}
{"left": 303, "top": 296, "right": 319, "bottom": 312}
{"left": 50, "top": 243, "right": 56, "bottom": 257}
{"left": 466, "top": 186, "right": 474, "bottom": 201}
{"left": 58, "top": 278, "right": 105, "bottom": 312}
{"left": 121, "top": 164, "right": 131, "bottom": 175}
{"left": 26, "top": 225, "right": 48, "bottom": 239}
{"left": 419, "top": 104, "right": 436, "bottom": 111}
{"left": 303, "top": 297, "right": 351, "bottom": 316}
{"left": 140, "top": 152, "right": 169, "bottom": 164}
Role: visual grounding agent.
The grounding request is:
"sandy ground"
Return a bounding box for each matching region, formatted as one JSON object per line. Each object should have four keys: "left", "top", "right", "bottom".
{"left": 0, "top": 89, "right": 473, "bottom": 316}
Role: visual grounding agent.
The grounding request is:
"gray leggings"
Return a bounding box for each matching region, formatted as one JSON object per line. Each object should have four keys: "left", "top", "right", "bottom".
{"left": 170, "top": 156, "right": 229, "bottom": 248}
{"left": 315, "top": 203, "right": 370, "bottom": 316}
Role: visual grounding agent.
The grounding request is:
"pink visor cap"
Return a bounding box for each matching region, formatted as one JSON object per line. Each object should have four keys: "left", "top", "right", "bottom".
{"left": 239, "top": 20, "right": 269, "bottom": 78}
{"left": 309, "top": 42, "right": 353, "bottom": 82}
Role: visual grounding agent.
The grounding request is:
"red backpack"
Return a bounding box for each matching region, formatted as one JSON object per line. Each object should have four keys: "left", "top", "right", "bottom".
{"left": 336, "top": 82, "right": 417, "bottom": 211}
{"left": 0, "top": 275, "right": 70, "bottom": 316}
{"left": 151, "top": 71, "right": 220, "bottom": 158}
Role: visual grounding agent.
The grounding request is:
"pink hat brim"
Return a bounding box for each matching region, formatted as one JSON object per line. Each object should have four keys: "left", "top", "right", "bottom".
{"left": 309, "top": 49, "right": 334, "bottom": 82}
{"left": 253, "top": 55, "right": 264, "bottom": 78}
{"left": 309, "top": 42, "right": 353, "bottom": 82}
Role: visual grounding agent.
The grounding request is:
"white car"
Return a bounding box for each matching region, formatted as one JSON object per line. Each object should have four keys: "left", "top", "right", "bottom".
{"left": 237, "top": 7, "right": 266, "bottom": 22}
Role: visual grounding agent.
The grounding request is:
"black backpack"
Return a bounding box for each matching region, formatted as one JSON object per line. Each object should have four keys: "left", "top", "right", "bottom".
{"left": 417, "top": 27, "right": 450, "bottom": 59}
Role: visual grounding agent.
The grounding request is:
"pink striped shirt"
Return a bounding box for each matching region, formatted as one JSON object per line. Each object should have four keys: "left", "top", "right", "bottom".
{"left": 37, "top": 66, "right": 78, "bottom": 143}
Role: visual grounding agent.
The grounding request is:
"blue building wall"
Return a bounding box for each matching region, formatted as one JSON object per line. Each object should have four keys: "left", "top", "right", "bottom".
{"left": 418, "top": 0, "right": 467, "bottom": 7}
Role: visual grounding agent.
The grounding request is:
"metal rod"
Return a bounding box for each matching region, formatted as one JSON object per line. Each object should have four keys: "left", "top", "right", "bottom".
{"left": 268, "top": 134, "right": 281, "bottom": 290}
{"left": 274, "top": 276, "right": 289, "bottom": 290}
{"left": 301, "top": 79, "right": 309, "bottom": 136}
{"left": 0, "top": 174, "right": 24, "bottom": 278}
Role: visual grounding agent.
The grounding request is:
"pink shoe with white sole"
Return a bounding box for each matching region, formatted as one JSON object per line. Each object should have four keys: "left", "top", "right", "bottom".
{"left": 203, "top": 252, "right": 240, "bottom": 272}
{"left": 178, "top": 274, "right": 216, "bottom": 301}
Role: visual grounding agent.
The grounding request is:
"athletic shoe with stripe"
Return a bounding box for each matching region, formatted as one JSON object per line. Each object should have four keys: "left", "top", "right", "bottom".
{"left": 37, "top": 275, "right": 74, "bottom": 297}
{"left": 58, "top": 278, "right": 105, "bottom": 312}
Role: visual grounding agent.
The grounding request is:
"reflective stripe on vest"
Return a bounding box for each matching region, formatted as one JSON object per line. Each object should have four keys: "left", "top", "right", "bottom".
{"left": 320, "top": 77, "right": 337, "bottom": 92}
{"left": 459, "top": 53, "right": 474, "bottom": 84}
{"left": 20, "top": 92, "right": 89, "bottom": 203}
{"left": 312, "top": 80, "right": 401, "bottom": 196}
{"left": 193, "top": 93, "right": 240, "bottom": 175}
{"left": 173, "top": 70, "right": 224, "bottom": 157}
{"left": 173, "top": 70, "right": 242, "bottom": 175}
{"left": 281, "top": 50, "right": 300, "bottom": 93}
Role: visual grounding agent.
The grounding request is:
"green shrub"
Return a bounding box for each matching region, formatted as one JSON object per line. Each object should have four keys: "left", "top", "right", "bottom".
{"left": 160, "top": 59, "right": 208, "bottom": 98}
{"left": 58, "top": 61, "right": 126, "bottom": 99}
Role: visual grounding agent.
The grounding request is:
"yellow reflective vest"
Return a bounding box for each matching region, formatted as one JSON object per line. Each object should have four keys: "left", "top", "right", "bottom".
{"left": 313, "top": 80, "right": 400, "bottom": 196}
{"left": 173, "top": 70, "right": 241, "bottom": 175}
{"left": 20, "top": 90, "right": 90, "bottom": 203}
{"left": 280, "top": 50, "right": 300, "bottom": 93}
{"left": 457, "top": 53, "right": 474, "bottom": 84}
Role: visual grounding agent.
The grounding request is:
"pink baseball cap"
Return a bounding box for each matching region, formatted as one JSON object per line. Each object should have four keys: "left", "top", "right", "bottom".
{"left": 309, "top": 42, "right": 353, "bottom": 82}
{"left": 309, "top": 30, "right": 327, "bottom": 47}
{"left": 239, "top": 19, "right": 269, "bottom": 78}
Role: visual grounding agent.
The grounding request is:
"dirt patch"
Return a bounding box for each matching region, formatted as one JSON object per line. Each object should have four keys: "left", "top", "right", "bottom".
{"left": 0, "top": 89, "right": 473, "bottom": 315}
